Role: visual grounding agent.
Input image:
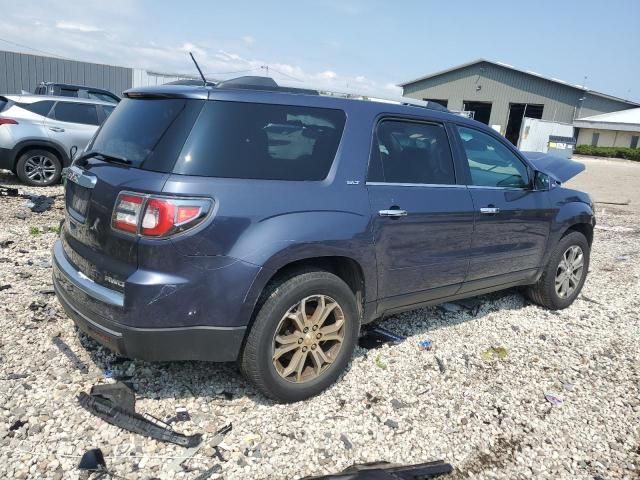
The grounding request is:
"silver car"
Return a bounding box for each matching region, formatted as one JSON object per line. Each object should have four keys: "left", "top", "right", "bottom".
{"left": 0, "top": 94, "right": 114, "bottom": 186}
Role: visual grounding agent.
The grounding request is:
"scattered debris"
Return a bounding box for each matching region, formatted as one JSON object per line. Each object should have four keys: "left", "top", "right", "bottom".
{"left": 359, "top": 326, "right": 406, "bottom": 349}
{"left": 1, "top": 373, "right": 29, "bottom": 380}
{"left": 435, "top": 356, "right": 446, "bottom": 374}
{"left": 0, "top": 239, "right": 13, "bottom": 248}
{"left": 0, "top": 284, "right": 10, "bottom": 291}
{"left": 78, "top": 448, "right": 107, "bottom": 473}
{"left": 9, "top": 419, "right": 27, "bottom": 431}
{"left": 0, "top": 186, "right": 20, "bottom": 197}
{"left": 340, "top": 432, "right": 353, "bottom": 450}
{"left": 544, "top": 393, "right": 564, "bottom": 407}
{"left": 78, "top": 382, "right": 202, "bottom": 447}
{"left": 383, "top": 419, "right": 399, "bottom": 429}
{"left": 299, "top": 461, "right": 453, "bottom": 479}
{"left": 439, "top": 303, "right": 463, "bottom": 313}
{"left": 24, "top": 195, "right": 55, "bottom": 213}
{"left": 481, "top": 346, "right": 509, "bottom": 361}
{"left": 193, "top": 464, "right": 223, "bottom": 480}
{"left": 52, "top": 336, "right": 89, "bottom": 373}
{"left": 38, "top": 288, "right": 55, "bottom": 295}
{"left": 418, "top": 339, "right": 433, "bottom": 351}
{"left": 581, "top": 295, "right": 602, "bottom": 305}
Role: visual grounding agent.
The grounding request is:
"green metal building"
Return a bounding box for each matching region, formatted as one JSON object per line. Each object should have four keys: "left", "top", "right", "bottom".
{"left": 400, "top": 59, "right": 638, "bottom": 145}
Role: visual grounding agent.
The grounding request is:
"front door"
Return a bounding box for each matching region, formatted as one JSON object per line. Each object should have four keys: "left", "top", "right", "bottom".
{"left": 367, "top": 118, "right": 475, "bottom": 310}
{"left": 453, "top": 125, "right": 552, "bottom": 291}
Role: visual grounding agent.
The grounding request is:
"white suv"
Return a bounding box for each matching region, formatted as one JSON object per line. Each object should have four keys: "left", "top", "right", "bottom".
{"left": 0, "top": 94, "right": 114, "bottom": 186}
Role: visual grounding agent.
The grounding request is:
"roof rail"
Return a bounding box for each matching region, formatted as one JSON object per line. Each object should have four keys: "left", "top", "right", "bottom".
{"left": 215, "top": 75, "right": 449, "bottom": 112}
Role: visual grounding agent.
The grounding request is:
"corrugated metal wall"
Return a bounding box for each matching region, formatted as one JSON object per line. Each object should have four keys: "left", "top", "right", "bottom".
{"left": 402, "top": 62, "right": 634, "bottom": 132}
{"left": 579, "top": 93, "right": 634, "bottom": 119}
{"left": 132, "top": 69, "right": 201, "bottom": 87}
{"left": 0, "top": 50, "right": 132, "bottom": 96}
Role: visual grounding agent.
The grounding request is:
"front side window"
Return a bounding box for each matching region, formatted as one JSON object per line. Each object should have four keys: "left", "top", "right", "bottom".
{"left": 52, "top": 102, "right": 99, "bottom": 125}
{"left": 173, "top": 101, "right": 346, "bottom": 180}
{"left": 457, "top": 126, "right": 529, "bottom": 188}
{"left": 368, "top": 120, "right": 455, "bottom": 184}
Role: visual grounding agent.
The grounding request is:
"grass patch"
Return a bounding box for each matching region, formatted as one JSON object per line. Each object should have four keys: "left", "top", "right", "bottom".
{"left": 29, "top": 226, "right": 40, "bottom": 236}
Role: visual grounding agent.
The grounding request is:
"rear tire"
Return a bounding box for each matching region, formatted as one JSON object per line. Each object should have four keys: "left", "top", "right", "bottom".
{"left": 16, "top": 149, "right": 62, "bottom": 187}
{"left": 527, "top": 231, "right": 590, "bottom": 310}
{"left": 240, "top": 270, "right": 360, "bottom": 402}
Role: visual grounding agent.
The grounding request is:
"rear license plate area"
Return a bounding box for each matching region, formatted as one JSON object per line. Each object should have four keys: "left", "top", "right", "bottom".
{"left": 66, "top": 181, "right": 91, "bottom": 221}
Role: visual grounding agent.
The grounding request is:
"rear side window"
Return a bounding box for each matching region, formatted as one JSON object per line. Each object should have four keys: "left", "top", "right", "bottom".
{"left": 368, "top": 120, "right": 455, "bottom": 184}
{"left": 16, "top": 100, "right": 54, "bottom": 117}
{"left": 89, "top": 98, "right": 203, "bottom": 169}
{"left": 59, "top": 88, "right": 78, "bottom": 98}
{"left": 88, "top": 91, "right": 118, "bottom": 103}
{"left": 173, "top": 101, "right": 346, "bottom": 180}
{"left": 53, "top": 102, "right": 99, "bottom": 125}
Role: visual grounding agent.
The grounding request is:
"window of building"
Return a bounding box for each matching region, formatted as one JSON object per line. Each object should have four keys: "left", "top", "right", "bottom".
{"left": 456, "top": 125, "right": 529, "bottom": 188}
{"left": 631, "top": 135, "right": 639, "bottom": 149}
{"left": 591, "top": 132, "right": 600, "bottom": 147}
{"left": 368, "top": 120, "right": 455, "bottom": 185}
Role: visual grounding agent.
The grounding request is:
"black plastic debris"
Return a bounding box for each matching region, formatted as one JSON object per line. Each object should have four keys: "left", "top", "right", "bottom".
{"left": 24, "top": 195, "right": 54, "bottom": 213}
{"left": 0, "top": 186, "right": 19, "bottom": 197}
{"left": 78, "top": 448, "right": 107, "bottom": 472}
{"left": 0, "top": 239, "right": 13, "bottom": 248}
{"left": 78, "top": 382, "right": 202, "bottom": 447}
{"left": 52, "top": 336, "right": 89, "bottom": 373}
{"left": 359, "top": 326, "right": 406, "bottom": 350}
{"left": 0, "top": 284, "right": 10, "bottom": 291}
{"left": 299, "top": 460, "right": 453, "bottom": 479}
{"left": 9, "top": 419, "right": 27, "bottom": 431}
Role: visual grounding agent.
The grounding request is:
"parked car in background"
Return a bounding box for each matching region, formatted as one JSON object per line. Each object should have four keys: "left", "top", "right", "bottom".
{"left": 35, "top": 82, "right": 120, "bottom": 104}
{"left": 52, "top": 78, "right": 594, "bottom": 402}
{"left": 0, "top": 94, "right": 115, "bottom": 185}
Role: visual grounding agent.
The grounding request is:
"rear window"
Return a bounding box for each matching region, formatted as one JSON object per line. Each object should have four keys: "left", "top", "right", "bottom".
{"left": 16, "top": 100, "right": 54, "bottom": 117}
{"left": 173, "top": 101, "right": 346, "bottom": 180}
{"left": 88, "top": 98, "right": 204, "bottom": 170}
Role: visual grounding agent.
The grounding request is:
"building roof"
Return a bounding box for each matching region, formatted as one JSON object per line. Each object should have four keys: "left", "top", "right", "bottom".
{"left": 398, "top": 59, "right": 639, "bottom": 107}
{"left": 574, "top": 108, "right": 640, "bottom": 132}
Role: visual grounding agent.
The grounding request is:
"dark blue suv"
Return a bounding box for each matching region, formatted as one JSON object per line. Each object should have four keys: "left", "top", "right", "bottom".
{"left": 52, "top": 77, "right": 594, "bottom": 402}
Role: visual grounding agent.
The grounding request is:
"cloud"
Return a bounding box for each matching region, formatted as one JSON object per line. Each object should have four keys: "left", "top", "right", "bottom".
{"left": 180, "top": 42, "right": 206, "bottom": 58}
{"left": 55, "top": 21, "right": 103, "bottom": 33}
{"left": 242, "top": 35, "right": 255, "bottom": 46}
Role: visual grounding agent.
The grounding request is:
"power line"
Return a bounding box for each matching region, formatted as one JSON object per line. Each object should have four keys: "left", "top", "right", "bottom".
{"left": 202, "top": 67, "right": 261, "bottom": 76}
{"left": 0, "top": 37, "right": 72, "bottom": 60}
{"left": 267, "top": 66, "right": 304, "bottom": 82}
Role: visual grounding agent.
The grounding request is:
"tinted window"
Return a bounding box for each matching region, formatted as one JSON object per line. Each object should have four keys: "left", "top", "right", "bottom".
{"left": 89, "top": 98, "right": 202, "bottom": 169}
{"left": 53, "top": 102, "right": 99, "bottom": 125}
{"left": 457, "top": 126, "right": 528, "bottom": 188}
{"left": 16, "top": 100, "right": 54, "bottom": 117}
{"left": 88, "top": 91, "right": 119, "bottom": 103}
{"left": 59, "top": 88, "right": 78, "bottom": 97}
{"left": 101, "top": 105, "right": 115, "bottom": 119}
{"left": 173, "top": 101, "right": 346, "bottom": 180}
{"left": 368, "top": 120, "right": 455, "bottom": 184}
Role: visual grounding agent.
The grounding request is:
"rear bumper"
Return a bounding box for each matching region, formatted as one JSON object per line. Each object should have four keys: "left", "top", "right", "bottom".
{"left": 52, "top": 240, "right": 246, "bottom": 362}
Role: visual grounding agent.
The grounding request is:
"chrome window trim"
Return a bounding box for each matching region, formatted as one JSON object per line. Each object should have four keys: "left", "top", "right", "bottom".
{"left": 366, "top": 182, "right": 466, "bottom": 188}
{"left": 466, "top": 185, "right": 529, "bottom": 191}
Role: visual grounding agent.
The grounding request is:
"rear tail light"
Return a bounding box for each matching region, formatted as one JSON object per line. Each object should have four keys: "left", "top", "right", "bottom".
{"left": 112, "top": 192, "right": 212, "bottom": 237}
{"left": 0, "top": 118, "right": 18, "bottom": 125}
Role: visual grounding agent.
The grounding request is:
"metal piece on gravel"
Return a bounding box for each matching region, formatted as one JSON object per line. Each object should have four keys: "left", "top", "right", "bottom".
{"left": 359, "top": 326, "right": 406, "bottom": 350}
{"left": 298, "top": 460, "right": 453, "bottom": 479}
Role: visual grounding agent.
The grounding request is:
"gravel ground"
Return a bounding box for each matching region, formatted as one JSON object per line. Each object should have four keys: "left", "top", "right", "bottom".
{"left": 0, "top": 161, "right": 639, "bottom": 480}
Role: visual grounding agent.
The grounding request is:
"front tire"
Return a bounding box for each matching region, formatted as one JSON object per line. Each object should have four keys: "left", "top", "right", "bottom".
{"left": 16, "top": 149, "right": 62, "bottom": 187}
{"left": 240, "top": 270, "right": 360, "bottom": 402}
{"left": 527, "top": 231, "right": 590, "bottom": 310}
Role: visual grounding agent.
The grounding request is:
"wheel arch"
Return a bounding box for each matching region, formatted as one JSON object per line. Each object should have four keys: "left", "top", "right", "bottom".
{"left": 11, "top": 139, "right": 70, "bottom": 168}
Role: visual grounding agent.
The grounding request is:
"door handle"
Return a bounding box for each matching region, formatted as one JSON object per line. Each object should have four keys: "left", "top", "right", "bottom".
{"left": 480, "top": 207, "right": 500, "bottom": 214}
{"left": 49, "top": 127, "right": 65, "bottom": 132}
{"left": 379, "top": 209, "right": 408, "bottom": 217}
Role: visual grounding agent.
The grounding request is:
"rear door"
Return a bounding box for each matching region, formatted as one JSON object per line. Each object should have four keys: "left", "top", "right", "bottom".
{"left": 45, "top": 101, "right": 101, "bottom": 153}
{"left": 452, "top": 124, "right": 552, "bottom": 291}
{"left": 367, "top": 117, "right": 475, "bottom": 311}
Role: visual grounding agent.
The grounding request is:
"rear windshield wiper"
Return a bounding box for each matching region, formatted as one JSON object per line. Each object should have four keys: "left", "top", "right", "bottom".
{"left": 75, "top": 150, "right": 132, "bottom": 166}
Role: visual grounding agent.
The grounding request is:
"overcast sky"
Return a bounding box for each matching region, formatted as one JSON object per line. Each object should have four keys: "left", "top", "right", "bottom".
{"left": 0, "top": 0, "right": 638, "bottom": 100}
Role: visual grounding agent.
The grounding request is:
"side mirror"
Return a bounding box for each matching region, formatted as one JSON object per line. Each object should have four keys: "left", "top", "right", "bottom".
{"left": 533, "top": 171, "right": 551, "bottom": 191}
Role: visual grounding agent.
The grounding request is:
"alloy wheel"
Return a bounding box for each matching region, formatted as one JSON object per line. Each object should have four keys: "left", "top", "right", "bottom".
{"left": 24, "top": 155, "right": 57, "bottom": 184}
{"left": 555, "top": 245, "right": 584, "bottom": 298}
{"left": 272, "top": 295, "right": 346, "bottom": 384}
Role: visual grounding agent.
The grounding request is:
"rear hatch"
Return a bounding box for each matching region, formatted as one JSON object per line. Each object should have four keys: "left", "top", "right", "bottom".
{"left": 62, "top": 96, "right": 205, "bottom": 292}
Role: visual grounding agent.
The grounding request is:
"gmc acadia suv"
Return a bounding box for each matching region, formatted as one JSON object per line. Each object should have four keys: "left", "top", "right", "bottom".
{"left": 52, "top": 77, "right": 594, "bottom": 402}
